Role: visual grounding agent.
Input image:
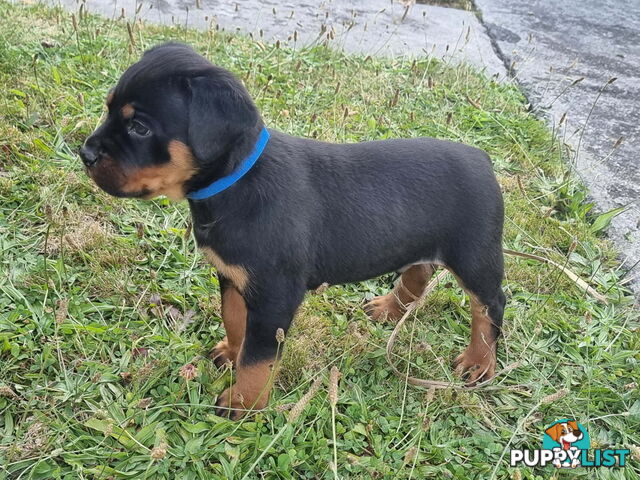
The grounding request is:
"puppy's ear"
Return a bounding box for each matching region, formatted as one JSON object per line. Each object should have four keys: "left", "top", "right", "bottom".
{"left": 545, "top": 423, "right": 562, "bottom": 442}
{"left": 187, "top": 74, "right": 259, "bottom": 163}
{"left": 106, "top": 87, "right": 115, "bottom": 106}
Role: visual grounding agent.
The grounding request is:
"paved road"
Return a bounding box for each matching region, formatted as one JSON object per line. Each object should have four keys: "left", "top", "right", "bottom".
{"left": 475, "top": 0, "right": 640, "bottom": 292}
{"left": 48, "top": 0, "right": 505, "bottom": 77}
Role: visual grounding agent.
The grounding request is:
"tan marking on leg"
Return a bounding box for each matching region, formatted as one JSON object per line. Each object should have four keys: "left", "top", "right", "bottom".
{"left": 200, "top": 247, "right": 249, "bottom": 292}
{"left": 106, "top": 90, "right": 114, "bottom": 106}
{"left": 121, "top": 103, "right": 135, "bottom": 119}
{"left": 453, "top": 293, "right": 497, "bottom": 384}
{"left": 364, "top": 264, "right": 435, "bottom": 322}
{"left": 121, "top": 140, "right": 197, "bottom": 200}
{"left": 216, "top": 359, "right": 275, "bottom": 419}
{"left": 211, "top": 287, "right": 247, "bottom": 366}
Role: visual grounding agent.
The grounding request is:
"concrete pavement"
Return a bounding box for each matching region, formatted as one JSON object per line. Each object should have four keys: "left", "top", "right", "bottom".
{"left": 475, "top": 0, "right": 640, "bottom": 292}
{"left": 46, "top": 0, "right": 506, "bottom": 77}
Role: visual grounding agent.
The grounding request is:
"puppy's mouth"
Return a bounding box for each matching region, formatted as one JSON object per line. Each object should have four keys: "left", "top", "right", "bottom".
{"left": 91, "top": 179, "right": 151, "bottom": 199}
{"left": 112, "top": 188, "right": 151, "bottom": 199}
{"left": 84, "top": 162, "right": 151, "bottom": 199}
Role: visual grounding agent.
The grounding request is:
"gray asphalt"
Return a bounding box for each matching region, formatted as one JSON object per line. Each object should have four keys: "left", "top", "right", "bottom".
{"left": 475, "top": 0, "right": 640, "bottom": 293}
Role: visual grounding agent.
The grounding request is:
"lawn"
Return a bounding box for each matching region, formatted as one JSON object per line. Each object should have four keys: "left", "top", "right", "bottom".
{"left": 0, "top": 2, "right": 638, "bottom": 479}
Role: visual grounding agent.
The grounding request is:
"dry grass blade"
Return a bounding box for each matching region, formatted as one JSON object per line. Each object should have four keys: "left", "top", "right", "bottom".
{"left": 503, "top": 248, "right": 608, "bottom": 303}
{"left": 288, "top": 375, "right": 324, "bottom": 422}
{"left": 328, "top": 366, "right": 341, "bottom": 479}
{"left": 241, "top": 376, "right": 324, "bottom": 480}
{"left": 540, "top": 388, "right": 568, "bottom": 404}
{"left": 386, "top": 244, "right": 607, "bottom": 389}
{"left": 328, "top": 366, "right": 341, "bottom": 406}
{"left": 385, "top": 269, "right": 511, "bottom": 390}
{"left": 385, "top": 269, "right": 456, "bottom": 389}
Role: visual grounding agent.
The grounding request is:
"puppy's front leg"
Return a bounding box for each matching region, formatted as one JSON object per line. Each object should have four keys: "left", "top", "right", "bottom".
{"left": 215, "top": 277, "right": 306, "bottom": 420}
{"left": 211, "top": 275, "right": 246, "bottom": 367}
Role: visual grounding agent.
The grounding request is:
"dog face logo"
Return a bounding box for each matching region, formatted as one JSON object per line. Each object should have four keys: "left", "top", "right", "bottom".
{"left": 542, "top": 420, "right": 589, "bottom": 468}
{"left": 545, "top": 420, "right": 583, "bottom": 450}
{"left": 511, "top": 420, "right": 629, "bottom": 468}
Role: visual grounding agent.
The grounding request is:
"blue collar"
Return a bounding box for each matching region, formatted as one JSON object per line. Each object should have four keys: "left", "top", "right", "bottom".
{"left": 187, "top": 127, "right": 270, "bottom": 200}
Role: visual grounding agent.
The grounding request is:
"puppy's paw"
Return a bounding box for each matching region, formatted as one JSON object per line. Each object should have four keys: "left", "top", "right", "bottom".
{"left": 364, "top": 294, "right": 405, "bottom": 322}
{"left": 453, "top": 346, "right": 496, "bottom": 386}
{"left": 215, "top": 386, "right": 246, "bottom": 420}
{"left": 215, "top": 384, "right": 268, "bottom": 420}
{"left": 210, "top": 338, "right": 238, "bottom": 368}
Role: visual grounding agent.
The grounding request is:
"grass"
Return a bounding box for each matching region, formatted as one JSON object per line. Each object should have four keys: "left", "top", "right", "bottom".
{"left": 0, "top": 1, "right": 638, "bottom": 479}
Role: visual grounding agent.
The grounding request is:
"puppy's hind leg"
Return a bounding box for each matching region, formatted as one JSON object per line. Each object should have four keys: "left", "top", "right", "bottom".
{"left": 364, "top": 264, "right": 435, "bottom": 322}
{"left": 450, "top": 251, "right": 506, "bottom": 385}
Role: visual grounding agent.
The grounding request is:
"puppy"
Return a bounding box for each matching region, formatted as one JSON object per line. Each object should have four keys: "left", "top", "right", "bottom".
{"left": 80, "top": 43, "right": 506, "bottom": 419}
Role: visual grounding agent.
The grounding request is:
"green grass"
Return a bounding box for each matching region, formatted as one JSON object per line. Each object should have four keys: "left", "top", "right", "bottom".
{"left": 0, "top": 2, "right": 638, "bottom": 479}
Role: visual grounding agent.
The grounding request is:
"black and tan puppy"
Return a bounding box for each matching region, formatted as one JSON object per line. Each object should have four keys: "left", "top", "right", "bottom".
{"left": 80, "top": 43, "right": 505, "bottom": 419}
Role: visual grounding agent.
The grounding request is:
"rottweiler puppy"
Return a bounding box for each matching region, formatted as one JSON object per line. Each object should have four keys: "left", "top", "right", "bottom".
{"left": 80, "top": 43, "right": 505, "bottom": 419}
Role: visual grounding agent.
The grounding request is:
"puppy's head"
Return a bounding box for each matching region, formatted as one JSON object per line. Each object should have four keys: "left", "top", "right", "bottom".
{"left": 80, "top": 42, "right": 261, "bottom": 200}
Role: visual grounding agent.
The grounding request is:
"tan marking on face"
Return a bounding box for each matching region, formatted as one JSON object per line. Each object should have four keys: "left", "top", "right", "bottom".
{"left": 106, "top": 91, "right": 114, "bottom": 106}
{"left": 121, "top": 140, "right": 197, "bottom": 200}
{"left": 121, "top": 103, "right": 135, "bottom": 119}
{"left": 86, "top": 154, "right": 128, "bottom": 195}
{"left": 200, "top": 247, "right": 249, "bottom": 292}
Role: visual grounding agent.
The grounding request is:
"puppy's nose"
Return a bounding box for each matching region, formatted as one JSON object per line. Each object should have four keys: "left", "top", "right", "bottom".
{"left": 79, "top": 144, "right": 101, "bottom": 168}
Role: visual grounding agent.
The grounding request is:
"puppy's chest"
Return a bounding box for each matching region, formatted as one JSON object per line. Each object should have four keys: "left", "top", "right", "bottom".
{"left": 192, "top": 221, "right": 246, "bottom": 287}
{"left": 199, "top": 245, "right": 250, "bottom": 292}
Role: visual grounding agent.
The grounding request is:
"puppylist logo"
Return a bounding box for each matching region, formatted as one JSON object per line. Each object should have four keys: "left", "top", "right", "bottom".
{"left": 510, "top": 419, "right": 631, "bottom": 469}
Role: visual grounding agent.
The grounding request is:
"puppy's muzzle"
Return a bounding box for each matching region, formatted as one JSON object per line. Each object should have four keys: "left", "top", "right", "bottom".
{"left": 79, "top": 142, "right": 103, "bottom": 168}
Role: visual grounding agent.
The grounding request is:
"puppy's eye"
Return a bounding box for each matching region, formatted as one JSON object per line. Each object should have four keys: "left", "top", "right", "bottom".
{"left": 128, "top": 120, "right": 151, "bottom": 137}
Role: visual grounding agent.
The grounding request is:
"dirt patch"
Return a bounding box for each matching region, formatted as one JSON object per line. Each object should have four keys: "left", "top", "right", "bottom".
{"left": 44, "top": 214, "right": 114, "bottom": 256}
